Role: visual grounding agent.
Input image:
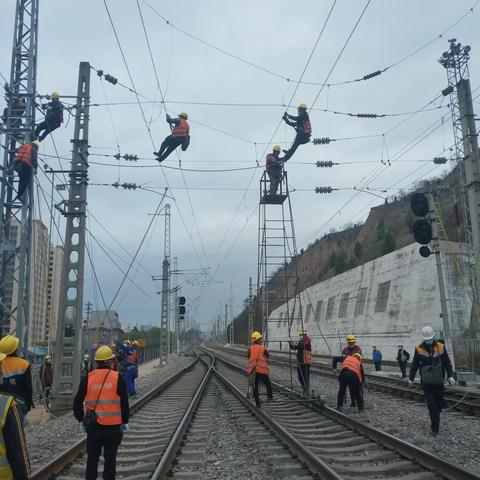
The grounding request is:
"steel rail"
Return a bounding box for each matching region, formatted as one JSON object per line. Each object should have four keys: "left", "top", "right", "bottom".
{"left": 205, "top": 346, "right": 480, "bottom": 480}
{"left": 150, "top": 352, "right": 214, "bottom": 480}
{"left": 30, "top": 356, "right": 198, "bottom": 480}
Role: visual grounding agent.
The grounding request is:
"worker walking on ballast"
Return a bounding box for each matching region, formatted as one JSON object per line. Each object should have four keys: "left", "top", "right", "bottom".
{"left": 289, "top": 329, "right": 312, "bottom": 393}
{"left": 12, "top": 140, "right": 39, "bottom": 202}
{"left": 248, "top": 331, "right": 273, "bottom": 407}
{"left": 408, "top": 326, "right": 455, "bottom": 436}
{"left": 265, "top": 145, "right": 284, "bottom": 195}
{"left": 281, "top": 103, "right": 312, "bottom": 160}
{"left": 337, "top": 353, "right": 365, "bottom": 412}
{"left": 154, "top": 112, "right": 190, "bottom": 162}
{"left": 34, "top": 91, "right": 64, "bottom": 141}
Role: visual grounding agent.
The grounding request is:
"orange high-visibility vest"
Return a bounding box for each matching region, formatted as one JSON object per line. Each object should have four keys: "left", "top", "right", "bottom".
{"left": 127, "top": 349, "right": 138, "bottom": 365}
{"left": 14, "top": 144, "right": 33, "bottom": 167}
{"left": 248, "top": 344, "right": 270, "bottom": 375}
{"left": 340, "top": 355, "right": 362, "bottom": 383}
{"left": 171, "top": 119, "right": 189, "bottom": 138}
{"left": 304, "top": 350, "right": 312, "bottom": 365}
{"left": 84, "top": 369, "right": 121, "bottom": 426}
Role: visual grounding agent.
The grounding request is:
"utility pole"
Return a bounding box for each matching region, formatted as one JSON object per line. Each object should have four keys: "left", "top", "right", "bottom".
{"left": 224, "top": 303, "right": 228, "bottom": 345}
{"left": 0, "top": 0, "right": 39, "bottom": 348}
{"left": 51, "top": 62, "right": 90, "bottom": 410}
{"left": 248, "top": 277, "right": 253, "bottom": 340}
{"left": 84, "top": 301, "right": 92, "bottom": 351}
{"left": 440, "top": 39, "right": 480, "bottom": 333}
{"left": 160, "top": 204, "right": 170, "bottom": 365}
{"left": 228, "top": 283, "right": 234, "bottom": 345}
{"left": 172, "top": 256, "right": 179, "bottom": 355}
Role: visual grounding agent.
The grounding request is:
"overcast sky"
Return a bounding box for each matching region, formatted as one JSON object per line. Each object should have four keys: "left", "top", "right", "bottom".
{"left": 1, "top": 0, "right": 479, "bottom": 333}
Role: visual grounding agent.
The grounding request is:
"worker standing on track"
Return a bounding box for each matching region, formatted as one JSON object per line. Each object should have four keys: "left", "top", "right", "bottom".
{"left": 248, "top": 332, "right": 273, "bottom": 407}
{"left": 73, "top": 345, "right": 129, "bottom": 480}
{"left": 116, "top": 340, "right": 138, "bottom": 397}
{"left": 265, "top": 145, "right": 284, "bottom": 195}
{"left": 397, "top": 344, "right": 410, "bottom": 379}
{"left": 0, "top": 353, "right": 31, "bottom": 480}
{"left": 289, "top": 329, "right": 312, "bottom": 393}
{"left": 0, "top": 335, "right": 33, "bottom": 419}
{"left": 34, "top": 91, "right": 64, "bottom": 141}
{"left": 39, "top": 354, "right": 54, "bottom": 405}
{"left": 154, "top": 112, "right": 190, "bottom": 162}
{"left": 281, "top": 103, "right": 312, "bottom": 160}
{"left": 338, "top": 334, "right": 363, "bottom": 407}
{"left": 12, "top": 140, "right": 39, "bottom": 202}
{"left": 337, "top": 353, "right": 365, "bottom": 412}
{"left": 408, "top": 326, "right": 456, "bottom": 436}
{"left": 372, "top": 346, "right": 382, "bottom": 371}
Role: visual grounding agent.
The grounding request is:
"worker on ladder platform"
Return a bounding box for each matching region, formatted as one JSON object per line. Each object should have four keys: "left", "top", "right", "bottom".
{"left": 12, "top": 140, "right": 39, "bottom": 202}
{"left": 289, "top": 329, "right": 312, "bottom": 394}
{"left": 248, "top": 332, "right": 273, "bottom": 407}
{"left": 116, "top": 340, "right": 137, "bottom": 397}
{"left": 34, "top": 91, "right": 64, "bottom": 141}
{"left": 0, "top": 335, "right": 34, "bottom": 419}
{"left": 154, "top": 112, "right": 190, "bottom": 162}
{"left": 281, "top": 103, "right": 312, "bottom": 160}
{"left": 265, "top": 145, "right": 284, "bottom": 195}
{"left": 337, "top": 353, "right": 365, "bottom": 412}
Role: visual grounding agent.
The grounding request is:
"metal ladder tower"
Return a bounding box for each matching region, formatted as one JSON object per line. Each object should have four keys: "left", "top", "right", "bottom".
{"left": 160, "top": 203, "right": 170, "bottom": 366}
{"left": 440, "top": 39, "right": 480, "bottom": 332}
{"left": 256, "top": 168, "right": 303, "bottom": 347}
{"left": 51, "top": 62, "right": 90, "bottom": 410}
{"left": 0, "top": 0, "right": 39, "bottom": 347}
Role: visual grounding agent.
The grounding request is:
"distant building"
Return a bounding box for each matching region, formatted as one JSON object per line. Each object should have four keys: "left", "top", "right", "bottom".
{"left": 87, "top": 310, "right": 123, "bottom": 346}
{"left": 45, "top": 245, "right": 64, "bottom": 346}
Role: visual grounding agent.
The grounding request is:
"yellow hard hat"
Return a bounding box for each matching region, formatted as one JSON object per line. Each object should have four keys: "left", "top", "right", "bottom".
{"left": 398, "top": 343, "right": 403, "bottom": 347}
{"left": 45, "top": 354, "right": 52, "bottom": 360}
{"left": 179, "top": 112, "right": 188, "bottom": 119}
{"left": 51, "top": 91, "right": 60, "bottom": 99}
{"left": 353, "top": 353, "right": 362, "bottom": 361}
{"left": 124, "top": 340, "right": 131, "bottom": 345}
{"left": 272, "top": 145, "right": 281, "bottom": 152}
{"left": 133, "top": 340, "right": 139, "bottom": 347}
{"left": 31, "top": 140, "right": 40, "bottom": 149}
{"left": 94, "top": 345, "right": 115, "bottom": 361}
{"left": 83, "top": 353, "right": 90, "bottom": 360}
{"left": 251, "top": 331, "right": 263, "bottom": 341}
{"left": 298, "top": 103, "right": 307, "bottom": 110}
{"left": 299, "top": 329, "right": 307, "bottom": 335}
{"left": 0, "top": 353, "right": 6, "bottom": 363}
{"left": 0, "top": 335, "right": 20, "bottom": 356}
{"left": 346, "top": 334, "right": 356, "bottom": 343}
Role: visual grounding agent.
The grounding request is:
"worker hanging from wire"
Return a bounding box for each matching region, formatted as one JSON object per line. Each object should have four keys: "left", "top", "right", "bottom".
{"left": 281, "top": 103, "right": 312, "bottom": 160}
{"left": 289, "top": 329, "right": 312, "bottom": 394}
{"left": 265, "top": 145, "right": 285, "bottom": 195}
{"left": 34, "top": 91, "right": 64, "bottom": 141}
{"left": 154, "top": 112, "right": 190, "bottom": 163}
{"left": 12, "top": 140, "right": 39, "bottom": 203}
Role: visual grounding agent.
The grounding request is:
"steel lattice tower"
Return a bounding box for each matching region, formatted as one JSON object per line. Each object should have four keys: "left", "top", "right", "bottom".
{"left": 0, "top": 0, "right": 39, "bottom": 347}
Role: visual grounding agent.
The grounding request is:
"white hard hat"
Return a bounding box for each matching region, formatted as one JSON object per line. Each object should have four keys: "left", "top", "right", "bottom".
{"left": 421, "top": 326, "right": 434, "bottom": 340}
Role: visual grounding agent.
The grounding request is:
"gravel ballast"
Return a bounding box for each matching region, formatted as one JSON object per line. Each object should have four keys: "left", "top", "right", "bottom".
{"left": 26, "top": 356, "right": 191, "bottom": 470}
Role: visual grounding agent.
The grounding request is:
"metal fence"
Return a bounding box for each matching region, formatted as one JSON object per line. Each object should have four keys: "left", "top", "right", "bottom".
{"left": 451, "top": 338, "right": 480, "bottom": 373}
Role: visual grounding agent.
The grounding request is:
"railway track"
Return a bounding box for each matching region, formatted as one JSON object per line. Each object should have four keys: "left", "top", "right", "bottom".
{"left": 204, "top": 346, "right": 480, "bottom": 480}
{"left": 214, "top": 344, "right": 480, "bottom": 416}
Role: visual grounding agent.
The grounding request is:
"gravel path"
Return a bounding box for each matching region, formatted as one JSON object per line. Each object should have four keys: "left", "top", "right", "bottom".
{"left": 270, "top": 364, "right": 480, "bottom": 476}
{"left": 26, "top": 356, "right": 191, "bottom": 470}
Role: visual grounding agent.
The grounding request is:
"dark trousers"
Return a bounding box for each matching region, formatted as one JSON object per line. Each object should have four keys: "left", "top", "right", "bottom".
{"left": 283, "top": 133, "right": 310, "bottom": 160}
{"left": 35, "top": 119, "right": 60, "bottom": 141}
{"left": 253, "top": 373, "right": 272, "bottom": 406}
{"left": 297, "top": 364, "right": 310, "bottom": 391}
{"left": 423, "top": 384, "right": 444, "bottom": 433}
{"left": 86, "top": 425, "right": 123, "bottom": 480}
{"left": 125, "top": 365, "right": 136, "bottom": 396}
{"left": 399, "top": 362, "right": 407, "bottom": 378}
{"left": 15, "top": 162, "right": 32, "bottom": 200}
{"left": 156, "top": 135, "right": 183, "bottom": 161}
{"left": 267, "top": 170, "right": 281, "bottom": 194}
{"left": 338, "top": 369, "right": 363, "bottom": 411}
{"left": 374, "top": 361, "right": 382, "bottom": 371}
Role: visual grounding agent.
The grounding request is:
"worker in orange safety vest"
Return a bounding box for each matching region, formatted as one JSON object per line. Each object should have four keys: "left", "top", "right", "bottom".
{"left": 154, "top": 112, "right": 190, "bottom": 162}
{"left": 337, "top": 352, "right": 365, "bottom": 412}
{"left": 73, "top": 345, "right": 129, "bottom": 480}
{"left": 12, "top": 140, "right": 39, "bottom": 202}
{"left": 247, "top": 331, "right": 273, "bottom": 407}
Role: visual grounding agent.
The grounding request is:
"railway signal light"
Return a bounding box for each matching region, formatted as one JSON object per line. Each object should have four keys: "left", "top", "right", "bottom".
{"left": 179, "top": 296, "right": 186, "bottom": 320}
{"left": 410, "top": 192, "right": 433, "bottom": 256}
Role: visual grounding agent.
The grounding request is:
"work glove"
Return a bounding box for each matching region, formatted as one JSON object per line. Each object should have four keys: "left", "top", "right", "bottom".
{"left": 166, "top": 114, "right": 171, "bottom": 121}
{"left": 79, "top": 422, "right": 86, "bottom": 434}
{"left": 121, "top": 424, "right": 129, "bottom": 433}
{"left": 447, "top": 377, "right": 456, "bottom": 386}
{"left": 408, "top": 379, "right": 414, "bottom": 387}
{"left": 282, "top": 112, "right": 288, "bottom": 119}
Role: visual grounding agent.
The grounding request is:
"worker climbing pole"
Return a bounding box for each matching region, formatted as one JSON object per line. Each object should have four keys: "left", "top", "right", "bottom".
{"left": 256, "top": 145, "right": 305, "bottom": 390}
{"left": 0, "top": 0, "right": 39, "bottom": 348}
